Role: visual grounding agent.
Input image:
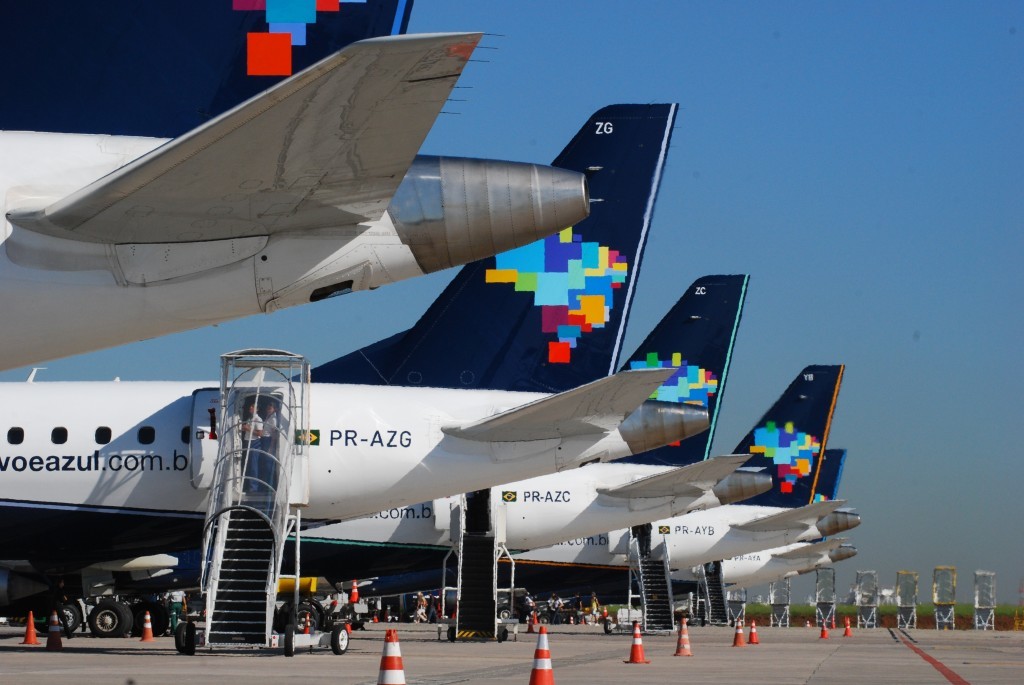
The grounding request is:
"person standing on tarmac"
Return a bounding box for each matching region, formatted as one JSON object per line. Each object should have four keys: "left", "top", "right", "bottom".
{"left": 50, "top": 578, "right": 73, "bottom": 639}
{"left": 169, "top": 589, "right": 185, "bottom": 632}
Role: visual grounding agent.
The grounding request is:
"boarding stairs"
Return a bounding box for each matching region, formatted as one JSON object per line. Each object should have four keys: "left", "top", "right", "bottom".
{"left": 439, "top": 489, "right": 515, "bottom": 642}
{"left": 694, "top": 561, "right": 728, "bottom": 625}
{"left": 627, "top": 525, "right": 675, "bottom": 633}
{"left": 199, "top": 350, "right": 311, "bottom": 650}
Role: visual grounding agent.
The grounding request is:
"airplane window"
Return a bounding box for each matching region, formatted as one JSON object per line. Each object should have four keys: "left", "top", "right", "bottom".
{"left": 52, "top": 427, "right": 68, "bottom": 445}
{"left": 181, "top": 426, "right": 190, "bottom": 444}
{"left": 7, "top": 427, "right": 24, "bottom": 445}
{"left": 138, "top": 426, "right": 156, "bottom": 445}
{"left": 95, "top": 427, "right": 112, "bottom": 445}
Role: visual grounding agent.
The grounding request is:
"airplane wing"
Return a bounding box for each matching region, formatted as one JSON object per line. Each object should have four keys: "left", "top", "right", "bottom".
{"left": 733, "top": 500, "right": 845, "bottom": 533}
{"left": 597, "top": 454, "right": 751, "bottom": 499}
{"left": 773, "top": 537, "right": 847, "bottom": 560}
{"left": 9, "top": 32, "right": 481, "bottom": 244}
{"left": 442, "top": 368, "right": 675, "bottom": 442}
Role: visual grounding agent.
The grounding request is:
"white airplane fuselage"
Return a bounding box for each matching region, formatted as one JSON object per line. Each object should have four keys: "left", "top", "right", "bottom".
{"left": 0, "top": 133, "right": 425, "bottom": 370}
{"left": 0, "top": 380, "right": 636, "bottom": 563}
{"left": 300, "top": 462, "right": 730, "bottom": 554}
{"left": 515, "top": 504, "right": 843, "bottom": 571}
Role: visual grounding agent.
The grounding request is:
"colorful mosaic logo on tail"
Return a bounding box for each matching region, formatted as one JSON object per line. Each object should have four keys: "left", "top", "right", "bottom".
{"left": 628, "top": 355, "right": 719, "bottom": 407}
{"left": 750, "top": 421, "right": 821, "bottom": 493}
{"left": 235, "top": 1, "right": 357, "bottom": 76}
{"left": 485, "top": 228, "right": 628, "bottom": 364}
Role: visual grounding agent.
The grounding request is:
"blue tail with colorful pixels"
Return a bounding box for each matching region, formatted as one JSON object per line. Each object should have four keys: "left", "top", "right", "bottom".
{"left": 313, "top": 104, "right": 679, "bottom": 393}
{"left": 811, "top": 448, "right": 848, "bottom": 503}
{"left": 613, "top": 275, "right": 749, "bottom": 466}
{"left": 0, "top": 0, "right": 412, "bottom": 137}
{"left": 732, "top": 365, "right": 845, "bottom": 508}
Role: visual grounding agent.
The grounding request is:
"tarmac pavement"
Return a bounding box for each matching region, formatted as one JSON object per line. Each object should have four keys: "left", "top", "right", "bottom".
{"left": 2, "top": 621, "right": 1021, "bottom": 684}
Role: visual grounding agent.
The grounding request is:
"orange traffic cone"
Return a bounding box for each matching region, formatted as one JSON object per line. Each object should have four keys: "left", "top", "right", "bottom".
{"left": 843, "top": 616, "right": 853, "bottom": 637}
{"left": 139, "top": 610, "right": 156, "bottom": 642}
{"left": 377, "top": 629, "right": 405, "bottom": 685}
{"left": 673, "top": 619, "right": 693, "bottom": 657}
{"left": 732, "top": 623, "right": 746, "bottom": 647}
{"left": 303, "top": 615, "right": 311, "bottom": 635}
{"left": 819, "top": 622, "right": 829, "bottom": 640}
{"left": 527, "top": 610, "right": 537, "bottom": 634}
{"left": 528, "top": 626, "right": 555, "bottom": 685}
{"left": 20, "top": 611, "right": 41, "bottom": 645}
{"left": 45, "top": 610, "right": 63, "bottom": 651}
{"left": 831, "top": 615, "right": 836, "bottom": 629}
{"left": 624, "top": 621, "right": 650, "bottom": 664}
{"left": 350, "top": 581, "right": 359, "bottom": 604}
{"left": 748, "top": 619, "right": 760, "bottom": 645}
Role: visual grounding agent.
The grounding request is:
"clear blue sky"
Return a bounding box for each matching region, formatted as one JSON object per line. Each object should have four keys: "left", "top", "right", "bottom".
{"left": 3, "top": 2, "right": 1021, "bottom": 602}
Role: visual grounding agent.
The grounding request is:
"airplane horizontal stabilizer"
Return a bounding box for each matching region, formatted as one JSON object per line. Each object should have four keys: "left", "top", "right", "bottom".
{"left": 597, "top": 454, "right": 751, "bottom": 499}
{"left": 11, "top": 32, "right": 481, "bottom": 244}
{"left": 773, "top": 537, "right": 847, "bottom": 560}
{"left": 733, "top": 500, "right": 845, "bottom": 533}
{"left": 442, "top": 368, "right": 675, "bottom": 442}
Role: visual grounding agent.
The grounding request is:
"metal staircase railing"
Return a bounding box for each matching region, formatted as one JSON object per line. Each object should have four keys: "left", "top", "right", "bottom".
{"left": 200, "top": 350, "right": 310, "bottom": 649}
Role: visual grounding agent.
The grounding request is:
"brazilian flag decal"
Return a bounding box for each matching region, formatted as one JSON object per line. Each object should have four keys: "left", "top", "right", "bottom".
{"left": 658, "top": 525, "right": 671, "bottom": 535}
{"left": 295, "top": 429, "right": 320, "bottom": 446}
{"left": 502, "top": 491, "right": 517, "bottom": 503}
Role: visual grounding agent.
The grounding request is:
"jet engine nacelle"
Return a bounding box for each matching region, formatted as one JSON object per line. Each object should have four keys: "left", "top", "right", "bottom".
{"left": 389, "top": 155, "right": 590, "bottom": 273}
{"left": 829, "top": 544, "right": 858, "bottom": 563}
{"left": 617, "top": 400, "right": 710, "bottom": 454}
{"left": 712, "top": 468, "right": 773, "bottom": 505}
{"left": 815, "top": 509, "right": 862, "bottom": 537}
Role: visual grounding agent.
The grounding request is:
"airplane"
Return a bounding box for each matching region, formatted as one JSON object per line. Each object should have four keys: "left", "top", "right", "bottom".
{"left": 0, "top": 104, "right": 690, "bottom": 625}
{"left": 675, "top": 448, "right": 857, "bottom": 590}
{"left": 509, "top": 365, "right": 861, "bottom": 593}
{"left": 296, "top": 273, "right": 761, "bottom": 573}
{"left": 0, "top": 30, "right": 590, "bottom": 371}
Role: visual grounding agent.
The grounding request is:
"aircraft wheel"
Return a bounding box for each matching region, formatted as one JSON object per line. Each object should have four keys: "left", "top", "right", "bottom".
{"left": 330, "top": 624, "right": 349, "bottom": 655}
{"left": 603, "top": 619, "right": 613, "bottom": 634}
{"left": 183, "top": 622, "right": 196, "bottom": 655}
{"left": 446, "top": 626, "right": 456, "bottom": 642}
{"left": 61, "top": 603, "right": 82, "bottom": 634}
{"left": 88, "top": 599, "right": 127, "bottom": 638}
{"left": 174, "top": 622, "right": 187, "bottom": 653}
{"left": 497, "top": 627, "right": 508, "bottom": 643}
{"left": 284, "top": 624, "right": 295, "bottom": 657}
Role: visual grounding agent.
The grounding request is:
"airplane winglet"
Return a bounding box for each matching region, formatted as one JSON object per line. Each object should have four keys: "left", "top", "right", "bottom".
{"left": 10, "top": 32, "right": 483, "bottom": 244}
{"left": 733, "top": 499, "right": 845, "bottom": 533}
{"left": 597, "top": 454, "right": 751, "bottom": 499}
{"left": 441, "top": 367, "right": 675, "bottom": 442}
{"left": 773, "top": 537, "right": 848, "bottom": 560}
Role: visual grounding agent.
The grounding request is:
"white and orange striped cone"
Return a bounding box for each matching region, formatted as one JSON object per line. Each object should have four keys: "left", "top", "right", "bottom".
{"left": 731, "top": 623, "right": 745, "bottom": 647}
{"left": 527, "top": 610, "right": 537, "bottom": 634}
{"left": 673, "top": 619, "right": 693, "bottom": 657}
{"left": 528, "top": 626, "right": 555, "bottom": 685}
{"left": 819, "top": 622, "right": 829, "bottom": 640}
{"left": 20, "top": 611, "right": 41, "bottom": 645}
{"left": 139, "top": 610, "right": 156, "bottom": 642}
{"left": 843, "top": 616, "right": 853, "bottom": 637}
{"left": 748, "top": 620, "right": 759, "bottom": 645}
{"left": 45, "top": 610, "right": 63, "bottom": 651}
{"left": 624, "top": 621, "right": 650, "bottom": 664}
{"left": 377, "top": 629, "right": 405, "bottom": 685}
{"left": 350, "top": 580, "right": 360, "bottom": 604}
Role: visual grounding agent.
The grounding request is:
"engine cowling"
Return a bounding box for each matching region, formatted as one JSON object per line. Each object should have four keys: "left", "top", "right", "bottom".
{"left": 712, "top": 468, "right": 773, "bottom": 505}
{"left": 618, "top": 401, "right": 710, "bottom": 455}
{"left": 816, "top": 509, "right": 862, "bottom": 536}
{"left": 388, "top": 155, "right": 590, "bottom": 274}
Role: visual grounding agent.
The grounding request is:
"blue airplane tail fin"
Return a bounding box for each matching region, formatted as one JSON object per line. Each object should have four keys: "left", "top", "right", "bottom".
{"left": 811, "top": 448, "right": 847, "bottom": 503}
{"left": 0, "top": 0, "right": 412, "bottom": 137}
{"left": 313, "top": 104, "right": 678, "bottom": 393}
{"left": 731, "top": 365, "right": 844, "bottom": 508}
{"left": 613, "top": 274, "right": 749, "bottom": 466}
